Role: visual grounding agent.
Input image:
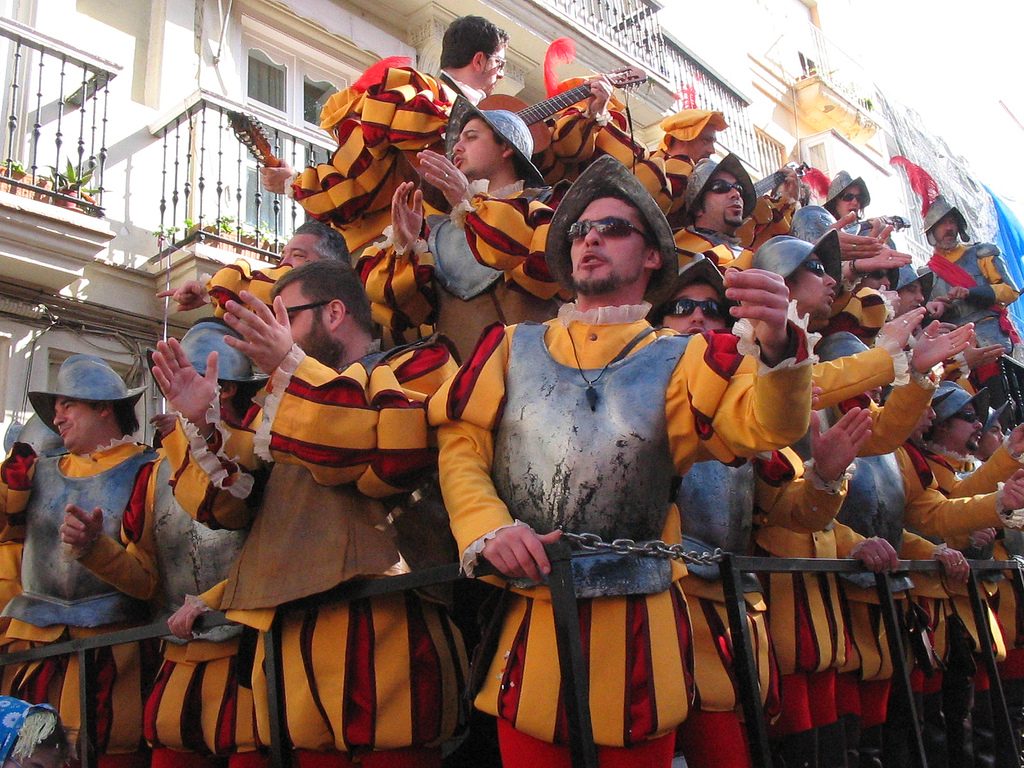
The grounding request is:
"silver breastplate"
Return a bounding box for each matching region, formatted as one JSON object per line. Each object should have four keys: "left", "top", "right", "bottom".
{"left": 837, "top": 453, "right": 913, "bottom": 591}
{"left": 932, "top": 246, "right": 1001, "bottom": 327}
{"left": 677, "top": 461, "right": 755, "bottom": 554}
{"left": 151, "top": 459, "right": 245, "bottom": 643}
{"left": 428, "top": 214, "right": 502, "bottom": 300}
{"left": 493, "top": 324, "right": 686, "bottom": 542}
{"left": 4, "top": 451, "right": 154, "bottom": 627}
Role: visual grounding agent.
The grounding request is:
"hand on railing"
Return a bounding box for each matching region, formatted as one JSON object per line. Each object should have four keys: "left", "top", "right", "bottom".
{"left": 481, "top": 524, "right": 562, "bottom": 583}
{"left": 168, "top": 594, "right": 211, "bottom": 640}
{"left": 932, "top": 544, "right": 970, "bottom": 583}
{"left": 157, "top": 279, "right": 209, "bottom": 312}
{"left": 849, "top": 537, "right": 898, "bottom": 573}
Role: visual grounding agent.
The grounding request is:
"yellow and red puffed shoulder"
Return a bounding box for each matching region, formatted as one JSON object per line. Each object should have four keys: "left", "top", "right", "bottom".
{"left": 359, "top": 67, "right": 452, "bottom": 156}
{"left": 1, "top": 442, "right": 37, "bottom": 537}
{"left": 356, "top": 241, "right": 437, "bottom": 336}
{"left": 735, "top": 195, "right": 796, "bottom": 251}
{"left": 428, "top": 322, "right": 512, "bottom": 432}
{"left": 824, "top": 286, "right": 887, "bottom": 343}
{"left": 206, "top": 261, "right": 292, "bottom": 316}
{"left": 378, "top": 337, "right": 460, "bottom": 402}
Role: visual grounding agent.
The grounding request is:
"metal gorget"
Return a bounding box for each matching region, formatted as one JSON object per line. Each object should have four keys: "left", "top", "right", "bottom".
{"left": 428, "top": 214, "right": 502, "bottom": 300}
{"left": 4, "top": 450, "right": 154, "bottom": 627}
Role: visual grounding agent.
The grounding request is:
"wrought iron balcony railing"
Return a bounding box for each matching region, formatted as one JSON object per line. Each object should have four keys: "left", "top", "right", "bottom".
{"left": 149, "top": 92, "right": 335, "bottom": 259}
{"left": 0, "top": 17, "right": 119, "bottom": 216}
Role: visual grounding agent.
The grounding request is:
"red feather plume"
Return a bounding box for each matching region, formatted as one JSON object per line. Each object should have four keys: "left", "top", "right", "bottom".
{"left": 674, "top": 84, "right": 697, "bottom": 110}
{"left": 352, "top": 56, "right": 412, "bottom": 93}
{"left": 544, "top": 38, "right": 576, "bottom": 97}
{"left": 801, "top": 167, "right": 831, "bottom": 199}
{"left": 889, "top": 155, "right": 940, "bottom": 215}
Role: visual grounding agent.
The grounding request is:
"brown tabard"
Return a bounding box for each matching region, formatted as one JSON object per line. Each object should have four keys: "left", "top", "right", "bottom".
{"left": 436, "top": 283, "right": 560, "bottom": 362}
{"left": 220, "top": 463, "right": 401, "bottom": 610}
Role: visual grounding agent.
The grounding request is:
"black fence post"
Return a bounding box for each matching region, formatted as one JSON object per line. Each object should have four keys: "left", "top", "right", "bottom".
{"left": 720, "top": 552, "right": 774, "bottom": 768}
{"left": 263, "top": 617, "right": 291, "bottom": 768}
{"left": 77, "top": 648, "right": 95, "bottom": 768}
{"left": 968, "top": 570, "right": 1021, "bottom": 767}
{"left": 545, "top": 540, "right": 598, "bottom": 768}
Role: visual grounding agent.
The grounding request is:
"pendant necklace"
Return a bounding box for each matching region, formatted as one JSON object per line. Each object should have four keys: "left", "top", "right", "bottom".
{"left": 566, "top": 326, "right": 655, "bottom": 411}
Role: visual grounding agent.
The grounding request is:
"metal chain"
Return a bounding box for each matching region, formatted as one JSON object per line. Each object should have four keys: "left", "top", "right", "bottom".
{"left": 561, "top": 531, "right": 725, "bottom": 565}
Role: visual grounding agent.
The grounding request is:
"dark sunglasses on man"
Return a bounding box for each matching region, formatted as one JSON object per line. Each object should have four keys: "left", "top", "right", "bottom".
{"left": 706, "top": 179, "right": 744, "bottom": 195}
{"left": 802, "top": 260, "right": 828, "bottom": 277}
{"left": 839, "top": 192, "right": 866, "bottom": 203}
{"left": 567, "top": 216, "right": 651, "bottom": 242}
{"left": 661, "top": 298, "right": 726, "bottom": 319}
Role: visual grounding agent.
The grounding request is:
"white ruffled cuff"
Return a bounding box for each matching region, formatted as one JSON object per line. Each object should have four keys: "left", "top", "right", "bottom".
{"left": 1002, "top": 434, "right": 1024, "bottom": 463}
{"left": 176, "top": 393, "right": 254, "bottom": 499}
{"left": 283, "top": 169, "right": 299, "bottom": 200}
{"left": 449, "top": 179, "right": 491, "bottom": 229}
{"left": 589, "top": 109, "right": 611, "bottom": 126}
{"left": 461, "top": 520, "right": 529, "bottom": 576}
{"left": 953, "top": 350, "right": 970, "bottom": 375}
{"left": 254, "top": 343, "right": 306, "bottom": 462}
{"left": 378, "top": 225, "right": 428, "bottom": 258}
{"left": 997, "top": 484, "right": 1024, "bottom": 528}
{"left": 876, "top": 330, "right": 912, "bottom": 387}
{"left": 733, "top": 301, "right": 819, "bottom": 374}
{"left": 804, "top": 458, "right": 854, "bottom": 495}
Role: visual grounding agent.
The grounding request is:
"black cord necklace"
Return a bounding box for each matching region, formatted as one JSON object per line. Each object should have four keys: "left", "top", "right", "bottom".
{"left": 566, "top": 326, "right": 655, "bottom": 411}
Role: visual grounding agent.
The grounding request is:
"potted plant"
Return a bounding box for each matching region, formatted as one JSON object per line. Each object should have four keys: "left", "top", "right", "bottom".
{"left": 48, "top": 160, "right": 98, "bottom": 209}
{"left": 0, "top": 161, "right": 34, "bottom": 198}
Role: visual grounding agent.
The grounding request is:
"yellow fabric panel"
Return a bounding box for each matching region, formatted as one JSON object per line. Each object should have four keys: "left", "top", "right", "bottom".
{"left": 840, "top": 599, "right": 893, "bottom": 681}
{"left": 585, "top": 596, "right": 629, "bottom": 745}
{"left": 764, "top": 571, "right": 845, "bottom": 675}
{"left": 373, "top": 595, "right": 414, "bottom": 748}
{"left": 0, "top": 541, "right": 22, "bottom": 611}
{"left": 812, "top": 347, "right": 895, "bottom": 409}
{"left": 934, "top": 446, "right": 1020, "bottom": 499}
{"left": 898, "top": 447, "right": 1002, "bottom": 540}
{"left": 978, "top": 254, "right": 1021, "bottom": 305}
{"left": 755, "top": 449, "right": 847, "bottom": 534}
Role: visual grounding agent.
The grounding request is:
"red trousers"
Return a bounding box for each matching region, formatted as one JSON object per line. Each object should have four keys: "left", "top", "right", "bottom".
{"left": 293, "top": 748, "right": 441, "bottom": 767}
{"left": 770, "top": 669, "right": 837, "bottom": 737}
{"left": 676, "top": 710, "right": 752, "bottom": 768}
{"left": 496, "top": 718, "right": 675, "bottom": 768}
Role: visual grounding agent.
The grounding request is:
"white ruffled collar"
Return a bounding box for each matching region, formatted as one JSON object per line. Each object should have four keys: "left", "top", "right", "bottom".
{"left": 557, "top": 302, "right": 651, "bottom": 327}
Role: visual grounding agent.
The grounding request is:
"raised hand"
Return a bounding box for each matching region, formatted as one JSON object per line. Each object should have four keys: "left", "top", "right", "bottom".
{"left": 964, "top": 343, "right": 1005, "bottom": 371}
{"left": 850, "top": 536, "right": 899, "bottom": 573}
{"left": 152, "top": 338, "right": 219, "bottom": 427}
{"left": 156, "top": 279, "right": 209, "bottom": 312}
{"left": 222, "top": 291, "right": 295, "bottom": 374}
{"left": 723, "top": 268, "right": 791, "bottom": 365}
{"left": 880, "top": 306, "right": 926, "bottom": 350}
{"left": 910, "top": 321, "right": 975, "bottom": 373}
{"left": 810, "top": 408, "right": 873, "bottom": 482}
{"left": 391, "top": 181, "right": 424, "bottom": 254}
{"left": 260, "top": 163, "right": 295, "bottom": 194}
{"left": 415, "top": 149, "right": 471, "bottom": 207}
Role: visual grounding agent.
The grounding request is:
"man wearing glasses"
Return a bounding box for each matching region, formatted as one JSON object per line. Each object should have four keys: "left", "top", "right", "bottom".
{"left": 431, "top": 156, "right": 815, "bottom": 766}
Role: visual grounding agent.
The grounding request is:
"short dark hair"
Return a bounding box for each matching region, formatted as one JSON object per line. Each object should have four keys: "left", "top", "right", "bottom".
{"left": 293, "top": 220, "right": 349, "bottom": 262}
{"left": 272, "top": 261, "right": 374, "bottom": 336}
{"left": 440, "top": 16, "right": 508, "bottom": 70}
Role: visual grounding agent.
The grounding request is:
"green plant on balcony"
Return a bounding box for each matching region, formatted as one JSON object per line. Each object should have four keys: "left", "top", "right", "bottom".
{"left": 48, "top": 160, "right": 98, "bottom": 204}
{"left": 1, "top": 160, "right": 26, "bottom": 180}
{"left": 203, "top": 214, "right": 236, "bottom": 237}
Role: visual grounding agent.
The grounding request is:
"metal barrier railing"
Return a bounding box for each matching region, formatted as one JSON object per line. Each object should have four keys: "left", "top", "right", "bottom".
{"left": 1, "top": 551, "right": 1021, "bottom": 768}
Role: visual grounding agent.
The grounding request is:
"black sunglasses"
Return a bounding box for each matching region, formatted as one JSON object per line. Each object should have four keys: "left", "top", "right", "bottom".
{"left": 802, "top": 260, "right": 828, "bottom": 277}
{"left": 284, "top": 300, "right": 330, "bottom": 320}
{"left": 661, "top": 298, "right": 725, "bottom": 319}
{"left": 707, "top": 179, "right": 744, "bottom": 195}
{"left": 567, "top": 216, "right": 650, "bottom": 242}
{"left": 840, "top": 192, "right": 865, "bottom": 203}
{"left": 951, "top": 409, "right": 979, "bottom": 423}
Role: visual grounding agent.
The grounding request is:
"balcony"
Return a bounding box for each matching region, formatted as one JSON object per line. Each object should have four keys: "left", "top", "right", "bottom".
{"left": 766, "top": 22, "right": 880, "bottom": 143}
{"left": 145, "top": 92, "right": 335, "bottom": 306}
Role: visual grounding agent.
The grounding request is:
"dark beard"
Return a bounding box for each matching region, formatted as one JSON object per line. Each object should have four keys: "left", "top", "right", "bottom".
{"left": 302, "top": 317, "right": 347, "bottom": 369}
{"left": 571, "top": 274, "right": 621, "bottom": 296}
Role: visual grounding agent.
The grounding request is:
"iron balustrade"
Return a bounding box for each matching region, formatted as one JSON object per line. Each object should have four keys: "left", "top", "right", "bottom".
{"left": 0, "top": 17, "right": 118, "bottom": 216}
{"left": 1, "top": 551, "right": 1020, "bottom": 767}
{"left": 149, "top": 92, "right": 335, "bottom": 260}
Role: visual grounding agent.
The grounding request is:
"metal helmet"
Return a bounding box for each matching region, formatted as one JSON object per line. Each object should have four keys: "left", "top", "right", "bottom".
{"left": 790, "top": 205, "right": 837, "bottom": 244}
{"left": 930, "top": 381, "right": 989, "bottom": 425}
{"left": 178, "top": 318, "right": 268, "bottom": 383}
{"left": 546, "top": 155, "right": 677, "bottom": 304}
{"left": 28, "top": 354, "right": 146, "bottom": 432}
{"left": 984, "top": 402, "right": 1010, "bottom": 434}
{"left": 650, "top": 254, "right": 728, "bottom": 324}
{"left": 2, "top": 414, "right": 63, "bottom": 456}
{"left": 823, "top": 170, "right": 870, "bottom": 216}
{"left": 922, "top": 195, "right": 970, "bottom": 241}
{"left": 815, "top": 331, "right": 869, "bottom": 363}
{"left": 682, "top": 153, "right": 756, "bottom": 225}
{"left": 445, "top": 96, "right": 545, "bottom": 187}
{"left": 893, "top": 265, "right": 934, "bottom": 302}
{"left": 752, "top": 231, "right": 842, "bottom": 284}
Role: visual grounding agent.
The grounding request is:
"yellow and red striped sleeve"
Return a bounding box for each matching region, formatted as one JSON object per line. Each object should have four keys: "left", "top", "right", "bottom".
{"left": 735, "top": 195, "right": 796, "bottom": 251}
{"left": 206, "top": 262, "right": 292, "bottom": 316}
{"left": 356, "top": 241, "right": 437, "bottom": 335}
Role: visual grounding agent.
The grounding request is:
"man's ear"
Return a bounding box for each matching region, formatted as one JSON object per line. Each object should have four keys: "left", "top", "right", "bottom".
{"left": 470, "top": 50, "right": 488, "bottom": 73}
{"left": 324, "top": 299, "right": 348, "bottom": 330}
{"left": 643, "top": 246, "right": 662, "bottom": 271}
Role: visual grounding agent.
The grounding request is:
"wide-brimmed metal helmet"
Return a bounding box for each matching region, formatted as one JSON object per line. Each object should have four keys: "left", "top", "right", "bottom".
{"left": 546, "top": 156, "right": 678, "bottom": 304}
{"left": 893, "top": 265, "right": 934, "bottom": 302}
{"left": 682, "top": 153, "right": 756, "bottom": 225}
{"left": 815, "top": 331, "right": 869, "bottom": 363}
{"left": 930, "top": 381, "right": 989, "bottom": 425}
{"left": 178, "top": 318, "right": 268, "bottom": 384}
{"left": 29, "top": 354, "right": 146, "bottom": 432}
{"left": 824, "top": 170, "right": 870, "bottom": 216}
{"left": 445, "top": 97, "right": 545, "bottom": 188}
{"left": 922, "top": 195, "right": 970, "bottom": 242}
{"left": 752, "top": 231, "right": 842, "bottom": 285}
{"left": 790, "top": 205, "right": 837, "bottom": 244}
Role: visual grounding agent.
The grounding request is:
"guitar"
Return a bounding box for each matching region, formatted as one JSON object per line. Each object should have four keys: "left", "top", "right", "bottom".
{"left": 479, "top": 66, "right": 647, "bottom": 153}
{"left": 753, "top": 162, "right": 808, "bottom": 198}
{"left": 226, "top": 110, "right": 283, "bottom": 168}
